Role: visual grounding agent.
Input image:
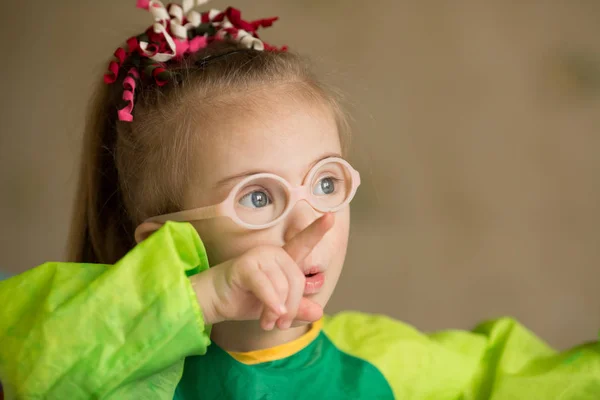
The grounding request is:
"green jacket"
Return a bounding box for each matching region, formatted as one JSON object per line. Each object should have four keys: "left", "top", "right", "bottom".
{"left": 0, "top": 222, "right": 598, "bottom": 399}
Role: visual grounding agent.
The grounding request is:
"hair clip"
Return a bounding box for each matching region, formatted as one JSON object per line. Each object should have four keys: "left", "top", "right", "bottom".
{"left": 104, "top": 0, "right": 286, "bottom": 121}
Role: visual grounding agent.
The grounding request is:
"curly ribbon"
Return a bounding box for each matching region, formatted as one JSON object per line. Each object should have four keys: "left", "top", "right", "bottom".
{"left": 208, "top": 7, "right": 283, "bottom": 50}
{"left": 106, "top": 0, "right": 285, "bottom": 121}
{"left": 234, "top": 29, "right": 263, "bottom": 50}
{"left": 169, "top": 3, "right": 202, "bottom": 40}
{"left": 139, "top": 22, "right": 177, "bottom": 62}
{"left": 104, "top": 48, "right": 127, "bottom": 84}
{"left": 137, "top": 0, "right": 210, "bottom": 60}
{"left": 181, "top": 0, "right": 209, "bottom": 13}
{"left": 134, "top": 1, "right": 176, "bottom": 61}
{"left": 129, "top": 0, "right": 282, "bottom": 61}
{"left": 117, "top": 68, "right": 140, "bottom": 122}
{"left": 136, "top": 0, "right": 150, "bottom": 10}
{"left": 139, "top": 3, "right": 272, "bottom": 60}
{"left": 143, "top": 62, "right": 170, "bottom": 86}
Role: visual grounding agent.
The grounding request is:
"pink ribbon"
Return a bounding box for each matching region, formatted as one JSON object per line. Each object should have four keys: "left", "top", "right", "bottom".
{"left": 117, "top": 68, "right": 140, "bottom": 122}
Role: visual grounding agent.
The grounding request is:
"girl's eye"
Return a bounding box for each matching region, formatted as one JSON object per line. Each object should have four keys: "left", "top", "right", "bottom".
{"left": 313, "top": 177, "right": 339, "bottom": 196}
{"left": 238, "top": 190, "right": 272, "bottom": 208}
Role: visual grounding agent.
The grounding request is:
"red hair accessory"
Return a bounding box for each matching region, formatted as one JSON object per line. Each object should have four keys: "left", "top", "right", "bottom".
{"left": 104, "top": 0, "right": 286, "bottom": 121}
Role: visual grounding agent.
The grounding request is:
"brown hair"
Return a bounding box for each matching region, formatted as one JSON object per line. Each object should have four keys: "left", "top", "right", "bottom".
{"left": 67, "top": 41, "right": 350, "bottom": 264}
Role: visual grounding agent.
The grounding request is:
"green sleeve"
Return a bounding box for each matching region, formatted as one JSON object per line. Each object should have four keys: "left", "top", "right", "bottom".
{"left": 0, "top": 221, "right": 211, "bottom": 399}
{"left": 323, "top": 311, "right": 600, "bottom": 399}
{"left": 468, "top": 318, "right": 600, "bottom": 399}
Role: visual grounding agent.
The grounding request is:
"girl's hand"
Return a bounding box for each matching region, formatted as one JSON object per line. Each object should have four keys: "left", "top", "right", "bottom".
{"left": 191, "top": 213, "right": 334, "bottom": 330}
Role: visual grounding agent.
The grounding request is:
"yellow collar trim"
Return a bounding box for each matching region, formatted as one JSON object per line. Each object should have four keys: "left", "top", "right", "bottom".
{"left": 227, "top": 319, "right": 323, "bottom": 365}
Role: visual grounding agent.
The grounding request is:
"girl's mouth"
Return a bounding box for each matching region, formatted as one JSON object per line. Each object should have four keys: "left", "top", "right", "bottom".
{"left": 304, "top": 272, "right": 325, "bottom": 294}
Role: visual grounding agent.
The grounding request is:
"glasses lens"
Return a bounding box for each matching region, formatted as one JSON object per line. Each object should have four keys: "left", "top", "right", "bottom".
{"left": 309, "top": 161, "right": 353, "bottom": 211}
{"left": 234, "top": 177, "right": 288, "bottom": 226}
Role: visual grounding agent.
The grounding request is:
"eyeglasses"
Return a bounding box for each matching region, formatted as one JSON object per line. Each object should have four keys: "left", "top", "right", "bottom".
{"left": 146, "top": 157, "right": 361, "bottom": 230}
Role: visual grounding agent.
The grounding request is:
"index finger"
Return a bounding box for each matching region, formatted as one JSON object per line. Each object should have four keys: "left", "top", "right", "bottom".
{"left": 282, "top": 213, "right": 335, "bottom": 263}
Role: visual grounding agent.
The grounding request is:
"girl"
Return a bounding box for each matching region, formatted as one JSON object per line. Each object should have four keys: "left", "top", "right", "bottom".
{"left": 0, "top": 1, "right": 599, "bottom": 399}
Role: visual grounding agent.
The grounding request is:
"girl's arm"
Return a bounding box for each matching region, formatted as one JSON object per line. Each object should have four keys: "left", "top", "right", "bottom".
{"left": 323, "top": 312, "right": 600, "bottom": 399}
{"left": 0, "top": 222, "right": 211, "bottom": 399}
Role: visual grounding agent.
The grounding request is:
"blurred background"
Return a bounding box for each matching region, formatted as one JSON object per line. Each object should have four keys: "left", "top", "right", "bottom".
{"left": 0, "top": 0, "right": 599, "bottom": 349}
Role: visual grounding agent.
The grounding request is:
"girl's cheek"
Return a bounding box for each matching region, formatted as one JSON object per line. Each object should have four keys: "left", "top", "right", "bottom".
{"left": 191, "top": 221, "right": 240, "bottom": 266}
{"left": 196, "top": 210, "right": 350, "bottom": 266}
{"left": 202, "top": 235, "right": 250, "bottom": 266}
{"left": 324, "top": 216, "right": 350, "bottom": 259}
{"left": 197, "top": 224, "right": 272, "bottom": 266}
{"left": 331, "top": 231, "right": 350, "bottom": 259}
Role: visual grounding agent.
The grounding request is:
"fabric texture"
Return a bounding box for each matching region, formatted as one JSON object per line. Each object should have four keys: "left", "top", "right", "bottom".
{"left": 0, "top": 222, "right": 211, "bottom": 399}
{"left": 0, "top": 221, "right": 599, "bottom": 399}
{"left": 323, "top": 312, "right": 600, "bottom": 399}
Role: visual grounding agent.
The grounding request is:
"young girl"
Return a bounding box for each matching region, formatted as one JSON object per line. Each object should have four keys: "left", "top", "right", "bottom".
{"left": 0, "top": 1, "right": 599, "bottom": 399}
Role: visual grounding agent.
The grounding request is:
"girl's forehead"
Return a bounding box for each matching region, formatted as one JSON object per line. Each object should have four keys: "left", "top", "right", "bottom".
{"left": 197, "top": 95, "right": 341, "bottom": 185}
{"left": 213, "top": 150, "right": 343, "bottom": 191}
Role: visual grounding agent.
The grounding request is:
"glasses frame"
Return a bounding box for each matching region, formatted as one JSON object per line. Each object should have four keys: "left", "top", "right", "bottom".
{"left": 146, "top": 157, "right": 361, "bottom": 230}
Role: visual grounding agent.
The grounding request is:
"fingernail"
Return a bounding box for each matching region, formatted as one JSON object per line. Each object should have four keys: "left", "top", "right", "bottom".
{"left": 277, "top": 318, "right": 290, "bottom": 330}
{"left": 276, "top": 319, "right": 284, "bottom": 330}
{"left": 279, "top": 305, "right": 287, "bottom": 315}
{"left": 263, "top": 320, "right": 275, "bottom": 331}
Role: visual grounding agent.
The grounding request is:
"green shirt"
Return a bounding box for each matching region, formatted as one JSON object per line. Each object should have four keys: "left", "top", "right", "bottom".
{"left": 0, "top": 222, "right": 599, "bottom": 399}
{"left": 175, "top": 317, "right": 394, "bottom": 399}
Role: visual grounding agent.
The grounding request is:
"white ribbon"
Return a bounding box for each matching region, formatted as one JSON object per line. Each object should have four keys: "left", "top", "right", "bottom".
{"left": 236, "top": 29, "right": 264, "bottom": 51}
{"left": 168, "top": 3, "right": 203, "bottom": 40}
{"left": 207, "top": 9, "right": 221, "bottom": 21}
{"left": 147, "top": 0, "right": 170, "bottom": 21}
{"left": 140, "top": 22, "right": 177, "bottom": 62}
{"left": 182, "top": 0, "right": 209, "bottom": 14}
{"left": 138, "top": 0, "right": 182, "bottom": 61}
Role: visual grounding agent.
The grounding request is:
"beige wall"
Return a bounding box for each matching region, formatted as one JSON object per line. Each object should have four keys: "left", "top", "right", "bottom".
{"left": 1, "top": 1, "right": 599, "bottom": 349}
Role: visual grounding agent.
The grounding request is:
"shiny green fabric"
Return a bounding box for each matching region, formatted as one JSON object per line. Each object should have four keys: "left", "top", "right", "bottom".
{"left": 0, "top": 222, "right": 211, "bottom": 399}
{"left": 1, "top": 221, "right": 599, "bottom": 399}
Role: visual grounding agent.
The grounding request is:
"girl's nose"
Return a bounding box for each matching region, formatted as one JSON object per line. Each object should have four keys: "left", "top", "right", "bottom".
{"left": 282, "top": 199, "right": 322, "bottom": 243}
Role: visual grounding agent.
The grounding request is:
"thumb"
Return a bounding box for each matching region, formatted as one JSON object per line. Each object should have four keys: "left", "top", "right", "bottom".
{"left": 283, "top": 213, "right": 335, "bottom": 263}
{"left": 295, "top": 297, "right": 323, "bottom": 322}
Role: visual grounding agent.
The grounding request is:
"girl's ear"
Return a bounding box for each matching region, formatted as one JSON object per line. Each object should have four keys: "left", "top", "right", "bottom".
{"left": 134, "top": 222, "right": 164, "bottom": 244}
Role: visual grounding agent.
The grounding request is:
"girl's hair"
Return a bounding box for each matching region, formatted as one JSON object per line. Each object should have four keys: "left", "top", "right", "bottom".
{"left": 67, "top": 40, "right": 350, "bottom": 264}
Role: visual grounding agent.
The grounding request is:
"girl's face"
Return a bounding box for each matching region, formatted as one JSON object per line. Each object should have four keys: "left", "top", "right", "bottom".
{"left": 183, "top": 88, "right": 350, "bottom": 311}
